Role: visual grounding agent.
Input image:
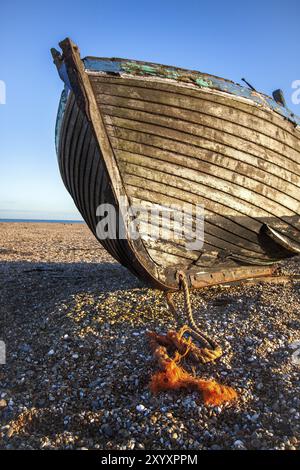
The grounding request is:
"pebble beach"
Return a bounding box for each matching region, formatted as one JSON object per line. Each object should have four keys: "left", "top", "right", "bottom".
{"left": 0, "top": 222, "right": 299, "bottom": 450}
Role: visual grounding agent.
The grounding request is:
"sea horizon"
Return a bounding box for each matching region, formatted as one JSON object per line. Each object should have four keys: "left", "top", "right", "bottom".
{"left": 0, "top": 218, "right": 84, "bottom": 224}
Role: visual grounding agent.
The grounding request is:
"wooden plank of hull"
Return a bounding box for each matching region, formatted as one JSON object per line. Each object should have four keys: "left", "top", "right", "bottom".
{"left": 95, "top": 86, "right": 300, "bottom": 163}
{"left": 133, "top": 198, "right": 260, "bottom": 245}
{"left": 91, "top": 76, "right": 300, "bottom": 147}
{"left": 59, "top": 95, "right": 160, "bottom": 280}
{"left": 126, "top": 183, "right": 280, "bottom": 264}
{"left": 103, "top": 111, "right": 300, "bottom": 216}
{"left": 60, "top": 94, "right": 119, "bottom": 263}
{"left": 129, "top": 193, "right": 268, "bottom": 258}
{"left": 102, "top": 118, "right": 300, "bottom": 237}
{"left": 101, "top": 95, "right": 300, "bottom": 191}
{"left": 116, "top": 147, "right": 300, "bottom": 216}
{"left": 111, "top": 133, "right": 298, "bottom": 238}
{"left": 147, "top": 247, "right": 195, "bottom": 267}
{"left": 58, "top": 97, "right": 268, "bottom": 275}
{"left": 109, "top": 123, "right": 300, "bottom": 190}
{"left": 59, "top": 92, "right": 300, "bottom": 274}
{"left": 132, "top": 202, "right": 269, "bottom": 268}
{"left": 132, "top": 197, "right": 264, "bottom": 254}
{"left": 58, "top": 94, "right": 190, "bottom": 288}
{"left": 88, "top": 73, "right": 300, "bottom": 254}
{"left": 109, "top": 129, "right": 300, "bottom": 225}
{"left": 101, "top": 89, "right": 300, "bottom": 155}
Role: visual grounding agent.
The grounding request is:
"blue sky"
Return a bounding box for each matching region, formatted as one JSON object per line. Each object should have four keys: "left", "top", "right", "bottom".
{"left": 0, "top": 0, "right": 299, "bottom": 220}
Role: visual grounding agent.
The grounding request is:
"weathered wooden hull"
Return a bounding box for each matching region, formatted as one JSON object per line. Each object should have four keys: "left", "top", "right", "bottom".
{"left": 53, "top": 39, "right": 300, "bottom": 290}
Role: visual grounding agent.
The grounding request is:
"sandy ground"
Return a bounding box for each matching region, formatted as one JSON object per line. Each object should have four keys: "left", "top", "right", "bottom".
{"left": 0, "top": 222, "right": 299, "bottom": 450}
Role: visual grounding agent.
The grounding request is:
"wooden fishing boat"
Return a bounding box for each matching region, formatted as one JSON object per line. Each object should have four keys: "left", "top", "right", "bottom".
{"left": 51, "top": 38, "right": 300, "bottom": 290}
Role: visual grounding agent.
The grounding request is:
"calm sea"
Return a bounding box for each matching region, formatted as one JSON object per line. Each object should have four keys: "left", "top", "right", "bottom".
{"left": 0, "top": 219, "right": 84, "bottom": 224}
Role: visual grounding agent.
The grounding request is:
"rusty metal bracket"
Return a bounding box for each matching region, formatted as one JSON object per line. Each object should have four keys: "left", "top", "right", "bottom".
{"left": 177, "top": 265, "right": 280, "bottom": 289}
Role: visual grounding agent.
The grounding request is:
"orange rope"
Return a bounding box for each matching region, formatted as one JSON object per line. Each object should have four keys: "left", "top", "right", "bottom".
{"left": 147, "top": 329, "right": 237, "bottom": 406}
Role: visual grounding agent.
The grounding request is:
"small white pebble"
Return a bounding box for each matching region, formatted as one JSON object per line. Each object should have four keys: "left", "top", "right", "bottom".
{"left": 233, "top": 439, "right": 246, "bottom": 449}
{"left": 136, "top": 404, "right": 146, "bottom": 412}
{"left": 48, "top": 349, "right": 55, "bottom": 356}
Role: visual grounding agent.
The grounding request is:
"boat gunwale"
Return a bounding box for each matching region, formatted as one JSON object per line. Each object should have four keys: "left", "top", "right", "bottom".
{"left": 82, "top": 56, "right": 300, "bottom": 127}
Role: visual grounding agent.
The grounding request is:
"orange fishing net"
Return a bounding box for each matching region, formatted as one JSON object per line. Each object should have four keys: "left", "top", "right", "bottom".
{"left": 148, "top": 329, "right": 237, "bottom": 406}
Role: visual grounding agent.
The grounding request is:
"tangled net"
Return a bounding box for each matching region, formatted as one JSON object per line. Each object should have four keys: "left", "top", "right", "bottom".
{"left": 148, "top": 328, "right": 237, "bottom": 406}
